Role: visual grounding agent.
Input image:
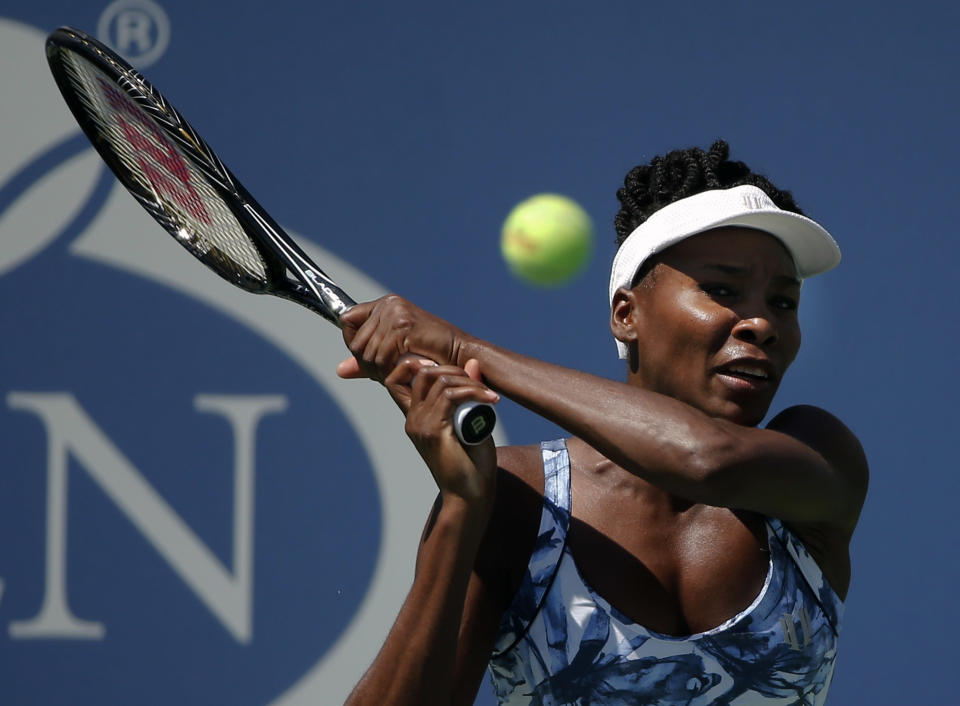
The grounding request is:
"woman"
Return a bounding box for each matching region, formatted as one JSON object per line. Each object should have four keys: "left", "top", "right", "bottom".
{"left": 339, "top": 141, "right": 868, "bottom": 705}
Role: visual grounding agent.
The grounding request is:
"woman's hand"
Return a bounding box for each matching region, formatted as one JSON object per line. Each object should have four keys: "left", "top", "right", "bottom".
{"left": 336, "top": 296, "right": 473, "bottom": 384}
{"left": 387, "top": 357, "right": 499, "bottom": 513}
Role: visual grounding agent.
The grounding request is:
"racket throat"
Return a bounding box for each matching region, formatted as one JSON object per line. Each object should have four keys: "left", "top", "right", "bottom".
{"left": 301, "top": 268, "right": 356, "bottom": 320}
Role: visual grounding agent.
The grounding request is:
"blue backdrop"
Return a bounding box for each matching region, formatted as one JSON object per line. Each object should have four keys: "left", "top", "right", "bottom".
{"left": 1, "top": 1, "right": 956, "bottom": 703}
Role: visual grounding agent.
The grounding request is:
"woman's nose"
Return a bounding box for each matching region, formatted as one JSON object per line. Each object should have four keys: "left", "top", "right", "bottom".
{"left": 732, "top": 316, "right": 779, "bottom": 347}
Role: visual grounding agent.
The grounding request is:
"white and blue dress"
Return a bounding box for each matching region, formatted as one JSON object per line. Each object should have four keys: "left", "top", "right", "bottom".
{"left": 488, "top": 440, "right": 844, "bottom": 705}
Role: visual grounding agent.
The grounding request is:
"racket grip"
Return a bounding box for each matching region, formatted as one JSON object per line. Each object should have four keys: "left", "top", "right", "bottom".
{"left": 454, "top": 401, "right": 497, "bottom": 445}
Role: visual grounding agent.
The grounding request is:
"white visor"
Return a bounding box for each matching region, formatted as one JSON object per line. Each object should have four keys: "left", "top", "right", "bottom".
{"left": 609, "top": 184, "right": 841, "bottom": 359}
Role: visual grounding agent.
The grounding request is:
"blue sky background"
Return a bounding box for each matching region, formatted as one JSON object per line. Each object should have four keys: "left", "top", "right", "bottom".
{"left": 2, "top": 1, "right": 957, "bottom": 703}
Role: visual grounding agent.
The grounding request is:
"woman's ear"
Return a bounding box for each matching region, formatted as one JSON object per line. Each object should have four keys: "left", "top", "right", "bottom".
{"left": 611, "top": 287, "right": 641, "bottom": 346}
{"left": 611, "top": 287, "right": 643, "bottom": 373}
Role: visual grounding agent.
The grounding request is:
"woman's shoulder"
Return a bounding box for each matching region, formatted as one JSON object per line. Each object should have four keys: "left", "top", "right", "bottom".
{"left": 766, "top": 404, "right": 869, "bottom": 521}
{"left": 766, "top": 406, "right": 868, "bottom": 600}
{"left": 491, "top": 443, "right": 547, "bottom": 534}
{"left": 496, "top": 443, "right": 546, "bottom": 489}
{"left": 767, "top": 405, "right": 867, "bottom": 465}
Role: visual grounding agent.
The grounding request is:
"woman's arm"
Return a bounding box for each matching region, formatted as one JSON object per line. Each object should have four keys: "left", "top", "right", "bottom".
{"left": 347, "top": 496, "right": 494, "bottom": 705}
{"left": 339, "top": 297, "right": 868, "bottom": 529}
{"left": 459, "top": 340, "right": 867, "bottom": 528}
{"left": 345, "top": 360, "right": 502, "bottom": 706}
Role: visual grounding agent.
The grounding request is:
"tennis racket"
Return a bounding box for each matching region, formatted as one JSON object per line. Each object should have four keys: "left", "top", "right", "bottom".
{"left": 45, "top": 26, "right": 496, "bottom": 445}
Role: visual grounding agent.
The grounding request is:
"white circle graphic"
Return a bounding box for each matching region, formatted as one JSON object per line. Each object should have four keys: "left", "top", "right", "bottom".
{"left": 97, "top": 0, "right": 171, "bottom": 68}
{"left": 1, "top": 17, "right": 507, "bottom": 704}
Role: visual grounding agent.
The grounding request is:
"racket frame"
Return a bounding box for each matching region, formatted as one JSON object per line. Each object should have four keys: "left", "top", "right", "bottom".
{"left": 44, "top": 25, "right": 495, "bottom": 445}
{"left": 45, "top": 26, "right": 354, "bottom": 325}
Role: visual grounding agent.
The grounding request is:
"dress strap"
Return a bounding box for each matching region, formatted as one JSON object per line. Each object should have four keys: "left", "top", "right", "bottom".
{"left": 541, "top": 438, "right": 571, "bottom": 512}
{"left": 490, "top": 440, "right": 571, "bottom": 656}
{"left": 767, "top": 517, "right": 845, "bottom": 636}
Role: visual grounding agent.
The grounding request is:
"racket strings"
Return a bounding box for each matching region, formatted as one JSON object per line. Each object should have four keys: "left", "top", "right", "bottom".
{"left": 58, "top": 49, "right": 270, "bottom": 289}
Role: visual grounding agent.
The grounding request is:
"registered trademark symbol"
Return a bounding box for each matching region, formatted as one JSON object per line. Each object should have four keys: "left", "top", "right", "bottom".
{"left": 97, "top": 0, "right": 171, "bottom": 68}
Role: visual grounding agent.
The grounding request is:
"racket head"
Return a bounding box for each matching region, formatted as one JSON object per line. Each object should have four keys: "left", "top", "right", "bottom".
{"left": 45, "top": 27, "right": 493, "bottom": 442}
{"left": 45, "top": 26, "right": 351, "bottom": 323}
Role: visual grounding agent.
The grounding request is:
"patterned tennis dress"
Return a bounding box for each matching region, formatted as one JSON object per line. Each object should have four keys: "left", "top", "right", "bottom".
{"left": 488, "top": 440, "right": 844, "bottom": 705}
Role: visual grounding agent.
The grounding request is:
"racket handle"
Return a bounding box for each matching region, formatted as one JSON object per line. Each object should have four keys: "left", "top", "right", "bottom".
{"left": 386, "top": 353, "right": 496, "bottom": 446}
{"left": 454, "top": 401, "right": 497, "bottom": 445}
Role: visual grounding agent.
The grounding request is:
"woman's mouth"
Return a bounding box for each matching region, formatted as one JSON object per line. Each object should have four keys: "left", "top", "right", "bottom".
{"left": 715, "top": 362, "right": 775, "bottom": 391}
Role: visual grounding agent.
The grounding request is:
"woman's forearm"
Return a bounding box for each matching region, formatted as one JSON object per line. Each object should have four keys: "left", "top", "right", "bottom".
{"left": 345, "top": 498, "right": 487, "bottom": 706}
{"left": 460, "top": 339, "right": 739, "bottom": 499}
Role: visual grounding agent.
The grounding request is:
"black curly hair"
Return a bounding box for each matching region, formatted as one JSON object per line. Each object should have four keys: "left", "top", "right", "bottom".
{"left": 614, "top": 140, "right": 805, "bottom": 250}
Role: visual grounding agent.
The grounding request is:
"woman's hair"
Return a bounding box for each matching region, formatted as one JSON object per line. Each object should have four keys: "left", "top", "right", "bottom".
{"left": 614, "top": 139, "right": 805, "bottom": 248}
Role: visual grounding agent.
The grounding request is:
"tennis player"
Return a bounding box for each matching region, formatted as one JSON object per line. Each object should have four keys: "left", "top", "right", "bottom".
{"left": 339, "top": 140, "right": 868, "bottom": 705}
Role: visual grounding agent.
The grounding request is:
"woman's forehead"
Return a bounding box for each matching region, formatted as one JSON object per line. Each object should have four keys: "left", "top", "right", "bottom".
{"left": 657, "top": 227, "right": 799, "bottom": 278}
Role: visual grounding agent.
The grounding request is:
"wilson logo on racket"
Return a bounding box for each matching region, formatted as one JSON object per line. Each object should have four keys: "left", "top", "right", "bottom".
{"left": 95, "top": 75, "right": 212, "bottom": 225}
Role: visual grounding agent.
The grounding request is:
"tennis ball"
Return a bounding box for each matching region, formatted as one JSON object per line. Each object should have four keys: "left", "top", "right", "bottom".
{"left": 501, "top": 194, "right": 593, "bottom": 287}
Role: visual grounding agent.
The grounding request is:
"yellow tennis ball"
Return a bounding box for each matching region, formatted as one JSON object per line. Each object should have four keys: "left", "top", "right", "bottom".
{"left": 501, "top": 194, "right": 593, "bottom": 287}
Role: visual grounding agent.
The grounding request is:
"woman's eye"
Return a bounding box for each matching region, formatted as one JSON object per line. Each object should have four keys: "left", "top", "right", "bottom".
{"left": 771, "top": 296, "right": 799, "bottom": 311}
{"left": 702, "top": 284, "right": 736, "bottom": 297}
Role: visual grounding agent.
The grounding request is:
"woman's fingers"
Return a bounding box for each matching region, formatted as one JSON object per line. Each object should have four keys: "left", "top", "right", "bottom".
{"left": 464, "top": 358, "right": 482, "bottom": 382}
{"left": 383, "top": 357, "right": 439, "bottom": 413}
{"left": 339, "top": 295, "right": 464, "bottom": 383}
{"left": 336, "top": 356, "right": 363, "bottom": 379}
{"left": 409, "top": 364, "right": 496, "bottom": 409}
{"left": 403, "top": 366, "right": 498, "bottom": 503}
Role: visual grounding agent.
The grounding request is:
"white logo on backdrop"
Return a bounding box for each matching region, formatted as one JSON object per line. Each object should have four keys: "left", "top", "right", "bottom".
{"left": 8, "top": 393, "right": 287, "bottom": 644}
{"left": 97, "top": 0, "right": 171, "bottom": 68}
{"left": 0, "top": 17, "right": 505, "bottom": 704}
